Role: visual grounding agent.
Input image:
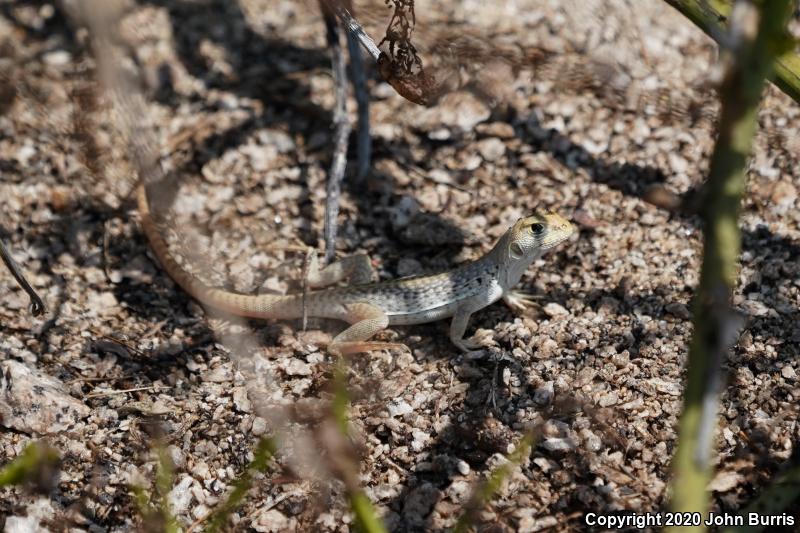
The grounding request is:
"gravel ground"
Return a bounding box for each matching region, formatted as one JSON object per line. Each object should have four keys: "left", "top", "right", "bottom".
{"left": 1, "top": 0, "right": 799, "bottom": 531}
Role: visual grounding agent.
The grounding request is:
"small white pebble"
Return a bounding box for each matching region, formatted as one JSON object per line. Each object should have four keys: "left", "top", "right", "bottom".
{"left": 541, "top": 437, "right": 576, "bottom": 452}
{"left": 251, "top": 417, "right": 268, "bottom": 436}
{"left": 387, "top": 400, "right": 413, "bottom": 418}
{"left": 543, "top": 302, "right": 569, "bottom": 317}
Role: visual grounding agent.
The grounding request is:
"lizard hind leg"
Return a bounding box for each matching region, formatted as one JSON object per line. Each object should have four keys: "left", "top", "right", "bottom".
{"left": 306, "top": 252, "right": 376, "bottom": 288}
{"left": 328, "top": 302, "right": 405, "bottom": 356}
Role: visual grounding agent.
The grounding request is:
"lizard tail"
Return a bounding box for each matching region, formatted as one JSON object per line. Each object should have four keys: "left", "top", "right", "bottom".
{"left": 136, "top": 183, "right": 302, "bottom": 319}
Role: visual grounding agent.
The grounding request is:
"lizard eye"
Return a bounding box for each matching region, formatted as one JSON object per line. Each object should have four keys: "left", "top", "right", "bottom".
{"left": 530, "top": 223, "right": 545, "bottom": 235}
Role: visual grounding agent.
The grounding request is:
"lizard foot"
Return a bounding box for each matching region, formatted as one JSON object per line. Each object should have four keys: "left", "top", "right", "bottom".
{"left": 454, "top": 329, "right": 494, "bottom": 353}
{"left": 454, "top": 339, "right": 482, "bottom": 352}
{"left": 502, "top": 290, "right": 539, "bottom": 313}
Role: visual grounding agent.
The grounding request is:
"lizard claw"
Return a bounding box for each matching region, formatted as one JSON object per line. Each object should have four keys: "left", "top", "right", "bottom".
{"left": 502, "top": 290, "right": 539, "bottom": 313}
{"left": 454, "top": 329, "right": 494, "bottom": 352}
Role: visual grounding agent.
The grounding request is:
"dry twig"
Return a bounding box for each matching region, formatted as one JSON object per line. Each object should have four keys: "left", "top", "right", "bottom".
{"left": 0, "top": 236, "right": 45, "bottom": 316}
{"left": 321, "top": 6, "right": 353, "bottom": 264}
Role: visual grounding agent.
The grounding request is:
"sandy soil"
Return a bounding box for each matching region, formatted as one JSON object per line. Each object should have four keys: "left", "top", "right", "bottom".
{"left": 1, "top": 0, "right": 798, "bottom": 531}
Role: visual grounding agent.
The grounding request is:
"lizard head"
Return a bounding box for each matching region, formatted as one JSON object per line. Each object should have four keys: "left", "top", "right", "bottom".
{"left": 507, "top": 212, "right": 574, "bottom": 259}
{"left": 497, "top": 212, "right": 574, "bottom": 287}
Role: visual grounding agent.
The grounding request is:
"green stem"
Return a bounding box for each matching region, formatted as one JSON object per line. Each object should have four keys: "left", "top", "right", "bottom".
{"left": 0, "top": 442, "right": 59, "bottom": 488}
{"left": 155, "top": 444, "right": 180, "bottom": 533}
{"left": 452, "top": 432, "right": 536, "bottom": 533}
{"left": 350, "top": 490, "right": 390, "bottom": 533}
{"left": 663, "top": 0, "right": 800, "bottom": 104}
{"left": 667, "top": 2, "right": 793, "bottom": 532}
{"left": 332, "top": 358, "right": 388, "bottom": 533}
{"left": 719, "top": 460, "right": 800, "bottom": 533}
{"left": 205, "top": 437, "right": 278, "bottom": 533}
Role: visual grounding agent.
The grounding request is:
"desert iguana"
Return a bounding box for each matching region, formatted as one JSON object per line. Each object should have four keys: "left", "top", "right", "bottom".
{"left": 137, "top": 183, "right": 574, "bottom": 355}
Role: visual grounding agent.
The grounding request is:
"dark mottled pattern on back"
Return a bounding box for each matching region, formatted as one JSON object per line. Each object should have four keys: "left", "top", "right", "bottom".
{"left": 308, "top": 259, "right": 500, "bottom": 315}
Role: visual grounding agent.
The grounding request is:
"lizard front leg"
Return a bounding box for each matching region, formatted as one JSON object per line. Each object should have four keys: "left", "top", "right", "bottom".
{"left": 305, "top": 252, "right": 376, "bottom": 288}
{"left": 449, "top": 297, "right": 493, "bottom": 352}
{"left": 328, "top": 302, "right": 405, "bottom": 355}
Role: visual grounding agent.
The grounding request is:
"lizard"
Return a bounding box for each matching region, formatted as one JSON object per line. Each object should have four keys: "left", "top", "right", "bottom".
{"left": 136, "top": 183, "right": 574, "bottom": 355}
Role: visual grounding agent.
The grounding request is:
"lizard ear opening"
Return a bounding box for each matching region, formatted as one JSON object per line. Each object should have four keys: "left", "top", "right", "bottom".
{"left": 510, "top": 242, "right": 524, "bottom": 259}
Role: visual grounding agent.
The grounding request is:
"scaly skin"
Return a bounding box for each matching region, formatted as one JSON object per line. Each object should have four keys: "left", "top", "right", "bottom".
{"left": 137, "top": 183, "right": 574, "bottom": 354}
